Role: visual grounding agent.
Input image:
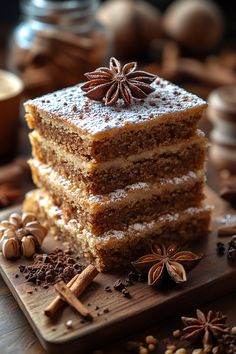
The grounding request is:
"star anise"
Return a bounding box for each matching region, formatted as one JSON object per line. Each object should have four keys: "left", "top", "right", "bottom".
{"left": 81, "top": 57, "right": 156, "bottom": 106}
{"left": 181, "top": 309, "right": 229, "bottom": 347}
{"left": 0, "top": 184, "right": 20, "bottom": 209}
{"left": 132, "top": 242, "right": 202, "bottom": 286}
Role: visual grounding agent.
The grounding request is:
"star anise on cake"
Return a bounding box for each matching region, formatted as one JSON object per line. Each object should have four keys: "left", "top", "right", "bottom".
{"left": 81, "top": 57, "right": 156, "bottom": 106}
{"left": 181, "top": 309, "right": 229, "bottom": 346}
{"left": 132, "top": 242, "right": 202, "bottom": 286}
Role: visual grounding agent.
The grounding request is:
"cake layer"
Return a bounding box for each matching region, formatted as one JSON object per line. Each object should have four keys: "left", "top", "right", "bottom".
{"left": 30, "top": 130, "right": 207, "bottom": 194}
{"left": 24, "top": 78, "right": 207, "bottom": 163}
{"left": 29, "top": 159, "right": 205, "bottom": 236}
{"left": 23, "top": 189, "right": 211, "bottom": 271}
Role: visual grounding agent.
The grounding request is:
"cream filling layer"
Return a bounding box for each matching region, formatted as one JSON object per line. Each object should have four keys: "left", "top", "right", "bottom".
{"left": 30, "top": 129, "right": 207, "bottom": 172}
{"left": 29, "top": 159, "right": 205, "bottom": 212}
{"left": 28, "top": 189, "right": 212, "bottom": 245}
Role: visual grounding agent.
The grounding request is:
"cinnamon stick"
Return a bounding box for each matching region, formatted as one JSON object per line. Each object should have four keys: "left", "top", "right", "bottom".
{"left": 44, "top": 264, "right": 98, "bottom": 317}
{"left": 218, "top": 223, "right": 236, "bottom": 237}
{"left": 54, "top": 281, "right": 92, "bottom": 320}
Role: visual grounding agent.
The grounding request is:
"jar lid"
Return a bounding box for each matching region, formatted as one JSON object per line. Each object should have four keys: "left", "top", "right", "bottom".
{"left": 208, "top": 86, "right": 236, "bottom": 116}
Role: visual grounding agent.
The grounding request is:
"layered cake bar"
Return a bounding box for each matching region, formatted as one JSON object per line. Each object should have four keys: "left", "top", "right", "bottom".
{"left": 30, "top": 129, "right": 207, "bottom": 194}
{"left": 25, "top": 79, "right": 207, "bottom": 194}
{"left": 29, "top": 159, "right": 205, "bottom": 236}
{"left": 24, "top": 189, "right": 211, "bottom": 271}
{"left": 24, "top": 60, "right": 210, "bottom": 271}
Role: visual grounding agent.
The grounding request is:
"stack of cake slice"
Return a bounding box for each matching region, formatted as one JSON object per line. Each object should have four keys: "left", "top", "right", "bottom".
{"left": 23, "top": 78, "right": 211, "bottom": 271}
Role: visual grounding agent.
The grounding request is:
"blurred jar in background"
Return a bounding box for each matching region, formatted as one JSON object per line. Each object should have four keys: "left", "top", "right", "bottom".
{"left": 207, "top": 86, "right": 236, "bottom": 173}
{"left": 8, "top": 0, "right": 113, "bottom": 98}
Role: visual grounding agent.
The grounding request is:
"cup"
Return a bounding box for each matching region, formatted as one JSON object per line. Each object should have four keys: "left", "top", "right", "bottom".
{"left": 0, "top": 70, "right": 24, "bottom": 163}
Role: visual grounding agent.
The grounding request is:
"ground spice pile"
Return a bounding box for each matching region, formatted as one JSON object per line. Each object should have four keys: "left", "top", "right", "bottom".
{"left": 19, "top": 248, "right": 85, "bottom": 288}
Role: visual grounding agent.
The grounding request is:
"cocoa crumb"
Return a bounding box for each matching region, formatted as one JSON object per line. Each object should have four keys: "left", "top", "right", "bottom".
{"left": 113, "top": 279, "right": 125, "bottom": 291}
{"left": 104, "top": 285, "right": 112, "bottom": 292}
{"left": 122, "top": 288, "right": 130, "bottom": 298}
{"left": 124, "top": 278, "right": 133, "bottom": 286}
{"left": 15, "top": 274, "right": 19, "bottom": 278}
{"left": 128, "top": 271, "right": 139, "bottom": 282}
{"left": 216, "top": 242, "right": 225, "bottom": 256}
{"left": 19, "top": 248, "right": 85, "bottom": 288}
{"left": 228, "top": 235, "right": 236, "bottom": 261}
{"left": 113, "top": 279, "right": 131, "bottom": 298}
{"left": 103, "top": 307, "right": 109, "bottom": 313}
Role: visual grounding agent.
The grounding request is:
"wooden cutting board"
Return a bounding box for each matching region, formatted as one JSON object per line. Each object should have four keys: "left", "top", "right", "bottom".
{"left": 0, "top": 187, "right": 236, "bottom": 354}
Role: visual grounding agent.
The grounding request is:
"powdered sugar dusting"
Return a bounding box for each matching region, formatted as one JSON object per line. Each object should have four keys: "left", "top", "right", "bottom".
{"left": 32, "top": 159, "right": 202, "bottom": 205}
{"left": 32, "top": 189, "right": 211, "bottom": 245}
{"left": 91, "top": 170, "right": 201, "bottom": 203}
{"left": 26, "top": 78, "right": 206, "bottom": 136}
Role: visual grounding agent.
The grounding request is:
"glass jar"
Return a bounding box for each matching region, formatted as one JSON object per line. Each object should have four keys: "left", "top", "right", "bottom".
{"left": 8, "top": 0, "right": 113, "bottom": 98}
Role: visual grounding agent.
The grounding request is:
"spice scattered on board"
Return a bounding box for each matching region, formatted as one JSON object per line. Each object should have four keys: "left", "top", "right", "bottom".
{"left": 19, "top": 248, "right": 85, "bottom": 288}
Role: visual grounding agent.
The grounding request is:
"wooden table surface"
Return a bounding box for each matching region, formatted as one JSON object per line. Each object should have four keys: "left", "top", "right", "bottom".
{"left": 0, "top": 34, "right": 236, "bottom": 353}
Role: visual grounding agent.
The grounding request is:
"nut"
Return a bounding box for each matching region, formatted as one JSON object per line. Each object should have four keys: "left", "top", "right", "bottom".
{"left": 9, "top": 213, "right": 22, "bottom": 227}
{"left": 165, "top": 350, "right": 174, "bottom": 354}
{"left": 22, "top": 212, "right": 36, "bottom": 225}
{"left": 25, "top": 221, "right": 47, "bottom": 245}
{"left": 166, "top": 345, "right": 176, "bottom": 351}
{"left": 175, "top": 349, "right": 187, "bottom": 354}
{"left": 145, "top": 335, "right": 157, "bottom": 345}
{"left": 231, "top": 326, "right": 236, "bottom": 335}
{"left": 148, "top": 343, "right": 156, "bottom": 351}
{"left": 0, "top": 229, "right": 17, "bottom": 251}
{"left": 173, "top": 329, "right": 182, "bottom": 338}
{"left": 21, "top": 236, "right": 37, "bottom": 258}
{"left": 139, "top": 346, "right": 148, "bottom": 354}
{"left": 2, "top": 238, "right": 20, "bottom": 259}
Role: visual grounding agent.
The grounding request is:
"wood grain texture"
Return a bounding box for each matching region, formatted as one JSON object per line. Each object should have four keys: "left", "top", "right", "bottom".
{"left": 0, "top": 187, "right": 236, "bottom": 354}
